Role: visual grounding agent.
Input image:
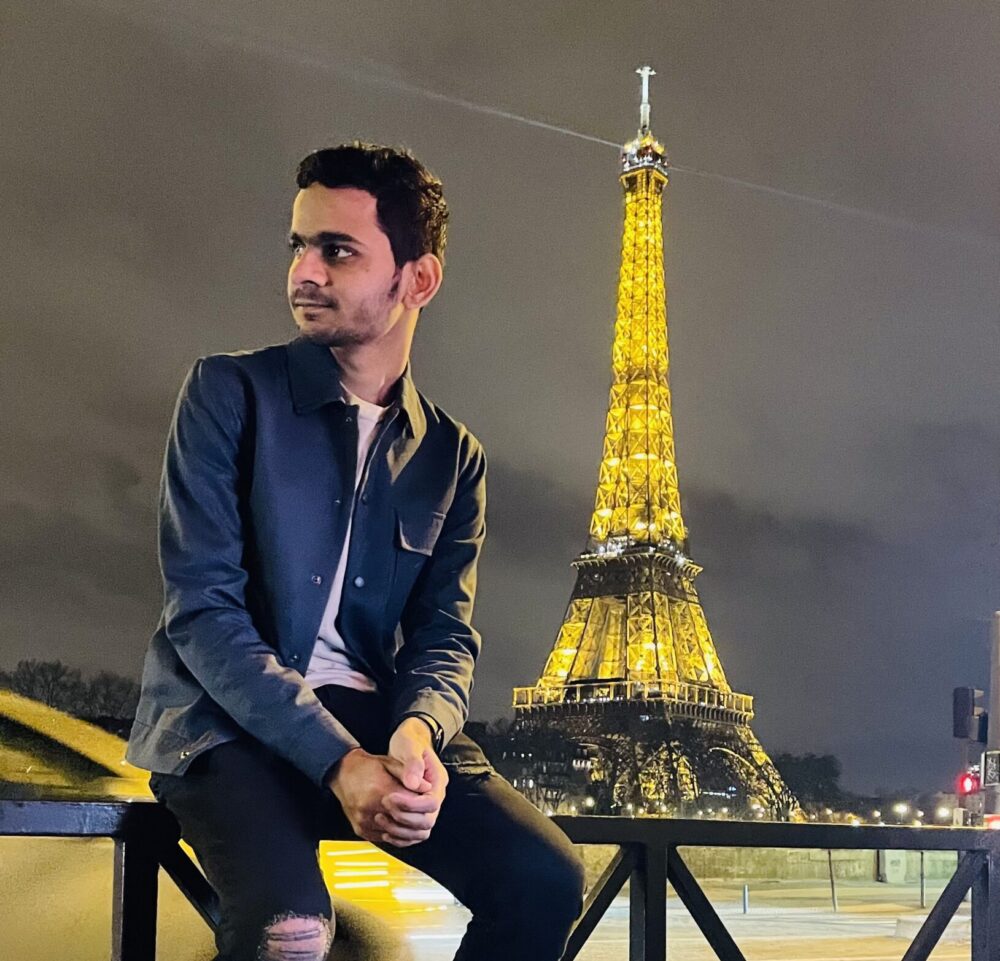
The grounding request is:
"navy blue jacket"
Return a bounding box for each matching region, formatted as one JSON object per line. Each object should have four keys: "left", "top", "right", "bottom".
{"left": 126, "top": 336, "right": 488, "bottom": 786}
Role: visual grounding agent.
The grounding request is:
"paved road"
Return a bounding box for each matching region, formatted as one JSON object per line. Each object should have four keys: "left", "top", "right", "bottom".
{"left": 396, "top": 881, "right": 973, "bottom": 961}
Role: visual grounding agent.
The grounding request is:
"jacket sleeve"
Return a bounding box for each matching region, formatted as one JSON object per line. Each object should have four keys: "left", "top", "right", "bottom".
{"left": 159, "top": 356, "right": 360, "bottom": 786}
{"left": 390, "top": 435, "right": 487, "bottom": 747}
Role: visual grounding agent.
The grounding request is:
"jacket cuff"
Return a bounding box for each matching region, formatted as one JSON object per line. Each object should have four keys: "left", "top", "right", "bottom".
{"left": 291, "top": 728, "right": 362, "bottom": 788}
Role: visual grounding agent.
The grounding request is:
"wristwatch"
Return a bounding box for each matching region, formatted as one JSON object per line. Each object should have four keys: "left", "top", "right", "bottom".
{"left": 400, "top": 711, "right": 445, "bottom": 754}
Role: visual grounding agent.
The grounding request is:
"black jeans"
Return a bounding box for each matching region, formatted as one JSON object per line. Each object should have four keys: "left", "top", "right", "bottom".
{"left": 150, "top": 686, "right": 585, "bottom": 961}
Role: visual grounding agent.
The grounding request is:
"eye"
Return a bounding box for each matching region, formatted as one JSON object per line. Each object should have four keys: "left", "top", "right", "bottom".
{"left": 322, "top": 244, "right": 354, "bottom": 262}
{"left": 288, "top": 238, "right": 306, "bottom": 255}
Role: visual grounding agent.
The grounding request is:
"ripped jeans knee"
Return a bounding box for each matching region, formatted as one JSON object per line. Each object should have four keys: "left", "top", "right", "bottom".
{"left": 258, "top": 912, "right": 333, "bottom": 961}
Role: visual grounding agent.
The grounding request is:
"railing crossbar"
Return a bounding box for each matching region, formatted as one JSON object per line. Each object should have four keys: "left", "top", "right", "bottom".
{"left": 158, "top": 843, "right": 221, "bottom": 931}
{"left": 900, "top": 850, "right": 982, "bottom": 961}
{"left": 563, "top": 845, "right": 635, "bottom": 961}
{"left": 667, "top": 846, "right": 747, "bottom": 961}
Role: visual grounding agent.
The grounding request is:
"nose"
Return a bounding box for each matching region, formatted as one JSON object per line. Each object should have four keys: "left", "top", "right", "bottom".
{"left": 289, "top": 245, "right": 328, "bottom": 288}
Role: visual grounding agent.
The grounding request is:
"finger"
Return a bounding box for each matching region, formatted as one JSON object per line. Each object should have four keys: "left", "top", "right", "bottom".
{"left": 379, "top": 822, "right": 432, "bottom": 843}
{"left": 375, "top": 809, "right": 435, "bottom": 831}
{"left": 384, "top": 790, "right": 441, "bottom": 815}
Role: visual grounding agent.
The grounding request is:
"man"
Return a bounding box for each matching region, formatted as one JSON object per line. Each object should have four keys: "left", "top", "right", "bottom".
{"left": 126, "top": 143, "right": 584, "bottom": 961}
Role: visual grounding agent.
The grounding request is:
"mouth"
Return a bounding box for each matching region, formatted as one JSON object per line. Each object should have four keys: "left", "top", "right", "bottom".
{"left": 293, "top": 302, "right": 333, "bottom": 309}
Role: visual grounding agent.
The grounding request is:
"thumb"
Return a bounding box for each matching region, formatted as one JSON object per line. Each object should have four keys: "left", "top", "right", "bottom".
{"left": 401, "top": 755, "right": 426, "bottom": 792}
{"left": 382, "top": 755, "right": 433, "bottom": 793}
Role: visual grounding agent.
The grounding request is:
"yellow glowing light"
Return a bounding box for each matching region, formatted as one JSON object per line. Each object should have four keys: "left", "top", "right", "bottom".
{"left": 520, "top": 109, "right": 790, "bottom": 816}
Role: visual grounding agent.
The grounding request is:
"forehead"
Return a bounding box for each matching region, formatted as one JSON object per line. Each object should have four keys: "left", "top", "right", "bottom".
{"left": 290, "top": 185, "right": 388, "bottom": 247}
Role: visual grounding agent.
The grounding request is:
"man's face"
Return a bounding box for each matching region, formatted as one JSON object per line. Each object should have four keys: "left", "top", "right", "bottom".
{"left": 287, "top": 185, "right": 405, "bottom": 347}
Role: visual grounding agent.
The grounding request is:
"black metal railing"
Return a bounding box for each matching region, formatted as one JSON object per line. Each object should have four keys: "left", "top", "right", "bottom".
{"left": 554, "top": 815, "right": 1000, "bottom": 961}
{"left": 0, "top": 798, "right": 219, "bottom": 960}
{"left": 3, "top": 798, "right": 999, "bottom": 960}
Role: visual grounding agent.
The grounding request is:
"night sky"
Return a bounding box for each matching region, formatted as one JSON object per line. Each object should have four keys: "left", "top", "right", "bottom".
{"left": 2, "top": 0, "right": 998, "bottom": 793}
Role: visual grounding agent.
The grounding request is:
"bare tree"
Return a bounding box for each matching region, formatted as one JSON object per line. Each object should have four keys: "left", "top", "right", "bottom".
{"left": 0, "top": 659, "right": 140, "bottom": 722}
{"left": 84, "top": 671, "right": 141, "bottom": 720}
{"left": 0, "top": 659, "right": 86, "bottom": 713}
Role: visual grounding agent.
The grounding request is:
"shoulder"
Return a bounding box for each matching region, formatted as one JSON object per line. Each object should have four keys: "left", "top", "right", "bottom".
{"left": 416, "top": 390, "right": 486, "bottom": 473}
{"left": 191, "top": 342, "right": 289, "bottom": 380}
{"left": 181, "top": 342, "right": 289, "bottom": 396}
{"left": 174, "top": 343, "right": 290, "bottom": 425}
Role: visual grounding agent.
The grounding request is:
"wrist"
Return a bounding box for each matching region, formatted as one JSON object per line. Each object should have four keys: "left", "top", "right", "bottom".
{"left": 325, "top": 746, "right": 365, "bottom": 793}
{"left": 397, "top": 716, "right": 433, "bottom": 740}
{"left": 397, "top": 712, "right": 444, "bottom": 753}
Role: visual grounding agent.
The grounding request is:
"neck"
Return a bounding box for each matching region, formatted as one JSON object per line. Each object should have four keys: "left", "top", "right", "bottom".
{"left": 330, "top": 341, "right": 410, "bottom": 407}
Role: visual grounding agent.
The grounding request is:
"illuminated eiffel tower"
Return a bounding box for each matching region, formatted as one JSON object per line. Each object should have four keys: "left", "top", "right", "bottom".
{"left": 512, "top": 67, "right": 794, "bottom": 818}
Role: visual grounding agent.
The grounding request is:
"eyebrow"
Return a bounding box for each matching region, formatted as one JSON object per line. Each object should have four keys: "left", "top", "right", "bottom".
{"left": 288, "top": 230, "right": 365, "bottom": 249}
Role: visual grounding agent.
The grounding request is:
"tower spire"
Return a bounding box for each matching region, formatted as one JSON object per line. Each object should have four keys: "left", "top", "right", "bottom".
{"left": 636, "top": 64, "right": 655, "bottom": 133}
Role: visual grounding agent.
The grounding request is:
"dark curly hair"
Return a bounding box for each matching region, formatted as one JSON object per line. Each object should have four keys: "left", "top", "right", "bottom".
{"left": 296, "top": 142, "right": 449, "bottom": 268}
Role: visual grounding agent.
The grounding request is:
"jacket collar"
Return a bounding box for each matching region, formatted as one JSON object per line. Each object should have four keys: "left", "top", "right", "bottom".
{"left": 286, "top": 336, "right": 426, "bottom": 442}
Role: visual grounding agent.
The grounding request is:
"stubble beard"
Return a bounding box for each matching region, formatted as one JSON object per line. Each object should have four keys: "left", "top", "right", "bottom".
{"left": 299, "top": 312, "right": 372, "bottom": 348}
{"left": 295, "top": 272, "right": 401, "bottom": 349}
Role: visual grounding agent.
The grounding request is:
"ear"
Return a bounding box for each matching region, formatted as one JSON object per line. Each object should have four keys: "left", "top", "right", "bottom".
{"left": 401, "top": 253, "right": 443, "bottom": 310}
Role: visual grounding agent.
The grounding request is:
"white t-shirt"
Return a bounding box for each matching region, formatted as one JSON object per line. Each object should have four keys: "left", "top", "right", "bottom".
{"left": 304, "top": 387, "right": 391, "bottom": 692}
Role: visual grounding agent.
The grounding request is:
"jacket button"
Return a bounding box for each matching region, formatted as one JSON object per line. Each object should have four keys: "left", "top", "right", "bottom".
{"left": 345, "top": 415, "right": 353, "bottom": 424}
{"left": 360, "top": 494, "right": 368, "bottom": 505}
{"left": 334, "top": 498, "right": 342, "bottom": 506}
{"left": 353, "top": 575, "right": 365, "bottom": 588}
{"left": 179, "top": 750, "right": 190, "bottom": 759}
{"left": 311, "top": 574, "right": 323, "bottom": 585}
{"left": 290, "top": 654, "right": 300, "bottom": 663}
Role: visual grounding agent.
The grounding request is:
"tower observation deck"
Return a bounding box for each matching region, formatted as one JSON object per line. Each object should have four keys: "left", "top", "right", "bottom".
{"left": 512, "top": 67, "right": 794, "bottom": 816}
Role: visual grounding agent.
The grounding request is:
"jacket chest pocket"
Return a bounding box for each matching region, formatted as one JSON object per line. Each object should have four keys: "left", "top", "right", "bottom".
{"left": 384, "top": 509, "right": 447, "bottom": 626}
{"left": 398, "top": 510, "right": 446, "bottom": 555}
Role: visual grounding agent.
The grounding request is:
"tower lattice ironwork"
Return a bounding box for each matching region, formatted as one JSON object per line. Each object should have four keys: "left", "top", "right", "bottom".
{"left": 512, "top": 67, "right": 794, "bottom": 817}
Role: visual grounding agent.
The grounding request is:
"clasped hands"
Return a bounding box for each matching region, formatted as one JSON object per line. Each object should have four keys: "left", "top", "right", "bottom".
{"left": 326, "top": 717, "right": 448, "bottom": 848}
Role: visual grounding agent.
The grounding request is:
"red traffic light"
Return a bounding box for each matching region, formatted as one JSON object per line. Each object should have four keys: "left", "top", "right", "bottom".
{"left": 957, "top": 772, "right": 980, "bottom": 796}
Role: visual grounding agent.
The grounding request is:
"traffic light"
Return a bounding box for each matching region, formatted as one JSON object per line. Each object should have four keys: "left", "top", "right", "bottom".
{"left": 957, "top": 770, "right": 980, "bottom": 796}
{"left": 953, "top": 687, "right": 988, "bottom": 742}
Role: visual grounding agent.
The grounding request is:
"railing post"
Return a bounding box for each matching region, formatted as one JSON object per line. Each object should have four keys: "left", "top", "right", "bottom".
{"left": 973, "top": 843, "right": 1000, "bottom": 961}
{"left": 990, "top": 847, "right": 1000, "bottom": 960}
{"left": 112, "top": 834, "right": 159, "bottom": 961}
{"left": 629, "top": 843, "right": 666, "bottom": 961}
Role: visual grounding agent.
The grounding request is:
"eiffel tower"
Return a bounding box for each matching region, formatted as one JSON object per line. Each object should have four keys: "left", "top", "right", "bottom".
{"left": 512, "top": 67, "right": 794, "bottom": 818}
